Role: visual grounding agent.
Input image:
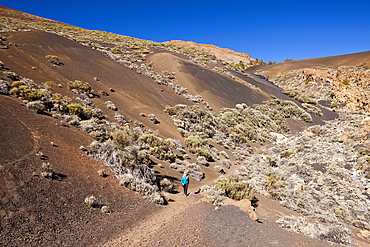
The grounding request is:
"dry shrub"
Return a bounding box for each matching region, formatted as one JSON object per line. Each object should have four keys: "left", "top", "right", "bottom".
{"left": 101, "top": 205, "right": 110, "bottom": 213}
{"left": 160, "top": 178, "right": 173, "bottom": 192}
{"left": 277, "top": 216, "right": 352, "bottom": 245}
{"left": 85, "top": 196, "right": 98, "bottom": 207}
{"left": 197, "top": 156, "right": 209, "bottom": 166}
{"left": 97, "top": 169, "right": 107, "bottom": 177}
{"left": 214, "top": 166, "right": 225, "bottom": 174}
{"left": 200, "top": 185, "right": 227, "bottom": 205}
{"left": 221, "top": 159, "right": 231, "bottom": 169}
{"left": 27, "top": 101, "right": 46, "bottom": 113}
{"left": 41, "top": 162, "right": 53, "bottom": 178}
{"left": 119, "top": 174, "right": 164, "bottom": 204}
{"left": 45, "top": 55, "right": 61, "bottom": 65}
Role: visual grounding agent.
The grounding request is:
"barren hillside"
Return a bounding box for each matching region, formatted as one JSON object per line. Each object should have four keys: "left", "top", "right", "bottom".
{"left": 247, "top": 50, "right": 370, "bottom": 79}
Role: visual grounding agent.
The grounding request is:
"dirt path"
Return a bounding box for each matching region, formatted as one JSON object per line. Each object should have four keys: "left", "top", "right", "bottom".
{"left": 102, "top": 189, "right": 341, "bottom": 247}
{"left": 102, "top": 190, "right": 200, "bottom": 247}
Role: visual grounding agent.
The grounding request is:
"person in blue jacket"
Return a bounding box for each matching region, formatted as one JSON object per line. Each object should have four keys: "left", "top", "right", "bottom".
{"left": 181, "top": 171, "right": 189, "bottom": 196}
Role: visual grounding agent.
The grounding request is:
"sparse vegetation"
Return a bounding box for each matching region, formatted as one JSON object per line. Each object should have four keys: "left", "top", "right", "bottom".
{"left": 41, "top": 162, "right": 53, "bottom": 178}
{"left": 84, "top": 196, "right": 98, "bottom": 207}
{"left": 44, "top": 81, "right": 55, "bottom": 91}
{"left": 45, "top": 55, "right": 61, "bottom": 65}
{"left": 67, "top": 80, "right": 93, "bottom": 95}
{"left": 214, "top": 176, "right": 254, "bottom": 201}
{"left": 97, "top": 169, "right": 107, "bottom": 177}
{"left": 277, "top": 216, "right": 352, "bottom": 245}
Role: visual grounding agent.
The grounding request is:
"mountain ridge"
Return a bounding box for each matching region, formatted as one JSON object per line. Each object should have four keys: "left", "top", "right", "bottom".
{"left": 164, "top": 40, "right": 254, "bottom": 64}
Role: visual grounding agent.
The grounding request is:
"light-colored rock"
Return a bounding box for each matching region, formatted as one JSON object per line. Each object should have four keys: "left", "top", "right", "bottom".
{"left": 359, "top": 230, "right": 370, "bottom": 239}
{"left": 317, "top": 177, "right": 325, "bottom": 186}
{"left": 339, "top": 133, "right": 350, "bottom": 143}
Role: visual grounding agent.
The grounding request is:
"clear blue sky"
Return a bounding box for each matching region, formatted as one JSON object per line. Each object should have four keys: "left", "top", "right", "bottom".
{"left": 2, "top": 1, "right": 369, "bottom": 62}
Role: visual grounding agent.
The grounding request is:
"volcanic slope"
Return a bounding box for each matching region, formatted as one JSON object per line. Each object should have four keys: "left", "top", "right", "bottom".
{"left": 0, "top": 20, "right": 342, "bottom": 247}
{"left": 247, "top": 50, "right": 370, "bottom": 79}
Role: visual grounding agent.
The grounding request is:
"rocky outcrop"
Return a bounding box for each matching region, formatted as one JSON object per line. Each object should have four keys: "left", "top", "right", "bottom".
{"left": 266, "top": 64, "right": 370, "bottom": 113}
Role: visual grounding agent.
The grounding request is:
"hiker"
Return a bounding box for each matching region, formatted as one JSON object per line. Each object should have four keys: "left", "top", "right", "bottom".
{"left": 181, "top": 171, "right": 189, "bottom": 196}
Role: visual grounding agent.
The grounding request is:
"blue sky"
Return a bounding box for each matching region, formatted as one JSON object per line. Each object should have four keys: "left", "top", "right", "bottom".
{"left": 2, "top": 1, "right": 369, "bottom": 62}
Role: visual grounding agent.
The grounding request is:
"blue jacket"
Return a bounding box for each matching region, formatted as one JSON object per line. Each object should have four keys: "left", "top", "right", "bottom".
{"left": 181, "top": 175, "right": 189, "bottom": 185}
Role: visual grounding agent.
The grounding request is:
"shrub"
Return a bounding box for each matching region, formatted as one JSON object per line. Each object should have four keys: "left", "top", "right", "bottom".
{"left": 105, "top": 101, "right": 117, "bottom": 111}
{"left": 139, "top": 134, "right": 174, "bottom": 160}
{"left": 200, "top": 185, "right": 227, "bottom": 205}
{"left": 165, "top": 106, "right": 177, "bottom": 115}
{"left": 119, "top": 174, "right": 164, "bottom": 204}
{"left": 67, "top": 103, "right": 83, "bottom": 116}
{"left": 214, "top": 166, "right": 225, "bottom": 174}
{"left": 3, "top": 71, "right": 20, "bottom": 81}
{"left": 300, "top": 112, "right": 313, "bottom": 123}
{"left": 44, "top": 81, "right": 55, "bottom": 91}
{"left": 301, "top": 103, "right": 323, "bottom": 116}
{"left": 277, "top": 216, "right": 352, "bottom": 245}
{"left": 101, "top": 205, "right": 110, "bottom": 213}
{"left": 112, "top": 128, "right": 139, "bottom": 149}
{"left": 184, "top": 136, "right": 212, "bottom": 161}
{"left": 67, "top": 80, "right": 93, "bottom": 94}
{"left": 148, "top": 114, "right": 159, "bottom": 124}
{"left": 221, "top": 159, "right": 231, "bottom": 169}
{"left": 159, "top": 178, "right": 173, "bottom": 192}
{"left": 197, "top": 156, "right": 208, "bottom": 166}
{"left": 11, "top": 84, "right": 45, "bottom": 101}
{"left": 27, "top": 101, "right": 46, "bottom": 113}
{"left": 111, "top": 46, "right": 123, "bottom": 54}
{"left": 214, "top": 176, "right": 254, "bottom": 200}
{"left": 85, "top": 196, "right": 98, "bottom": 207}
{"left": 97, "top": 169, "right": 107, "bottom": 177}
{"left": 41, "top": 162, "right": 53, "bottom": 178}
{"left": 220, "top": 151, "right": 229, "bottom": 159}
{"left": 45, "top": 55, "right": 61, "bottom": 65}
{"left": 294, "top": 94, "right": 318, "bottom": 105}
{"left": 0, "top": 80, "right": 8, "bottom": 94}
{"left": 342, "top": 79, "right": 349, "bottom": 85}
{"left": 283, "top": 89, "right": 299, "bottom": 97}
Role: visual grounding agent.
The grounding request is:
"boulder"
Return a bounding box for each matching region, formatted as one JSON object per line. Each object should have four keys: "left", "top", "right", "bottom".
{"left": 339, "top": 133, "right": 350, "bottom": 142}
{"left": 317, "top": 177, "right": 325, "bottom": 186}
{"left": 359, "top": 230, "right": 370, "bottom": 239}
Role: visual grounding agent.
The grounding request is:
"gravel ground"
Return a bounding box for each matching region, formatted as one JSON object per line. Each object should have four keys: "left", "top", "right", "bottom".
{"left": 103, "top": 193, "right": 340, "bottom": 247}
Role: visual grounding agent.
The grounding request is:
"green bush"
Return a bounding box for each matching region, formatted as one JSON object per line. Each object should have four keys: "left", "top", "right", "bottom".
{"left": 44, "top": 81, "right": 55, "bottom": 91}
{"left": 11, "top": 84, "right": 45, "bottom": 101}
{"left": 139, "top": 134, "right": 174, "bottom": 160}
{"left": 300, "top": 112, "right": 313, "bottom": 123}
{"left": 165, "top": 106, "right": 177, "bottom": 116}
{"left": 3, "top": 71, "right": 20, "bottom": 80}
{"left": 214, "top": 176, "right": 254, "bottom": 200}
{"left": 67, "top": 80, "right": 93, "bottom": 94}
{"left": 283, "top": 89, "right": 299, "bottom": 97}
{"left": 45, "top": 55, "right": 60, "bottom": 65}
{"left": 112, "top": 128, "right": 139, "bottom": 149}
{"left": 67, "top": 103, "right": 83, "bottom": 115}
{"left": 185, "top": 136, "right": 212, "bottom": 160}
{"left": 294, "top": 94, "right": 318, "bottom": 105}
{"left": 342, "top": 79, "right": 349, "bottom": 85}
{"left": 111, "top": 46, "right": 123, "bottom": 54}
